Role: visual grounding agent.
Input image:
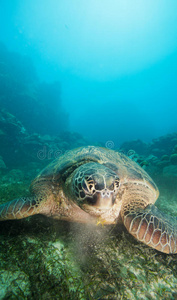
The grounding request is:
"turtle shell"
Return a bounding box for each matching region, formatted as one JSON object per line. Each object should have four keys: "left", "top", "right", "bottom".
{"left": 31, "top": 146, "right": 158, "bottom": 197}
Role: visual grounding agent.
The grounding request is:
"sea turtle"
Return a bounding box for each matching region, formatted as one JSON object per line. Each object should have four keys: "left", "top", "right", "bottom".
{"left": 0, "top": 146, "right": 176, "bottom": 254}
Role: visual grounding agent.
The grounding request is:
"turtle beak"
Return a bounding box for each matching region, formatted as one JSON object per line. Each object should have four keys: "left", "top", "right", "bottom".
{"left": 94, "top": 189, "right": 114, "bottom": 209}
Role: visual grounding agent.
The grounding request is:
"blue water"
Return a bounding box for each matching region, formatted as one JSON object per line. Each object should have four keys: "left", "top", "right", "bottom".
{"left": 1, "top": 0, "right": 177, "bottom": 146}
{"left": 1, "top": 2, "right": 177, "bottom": 298}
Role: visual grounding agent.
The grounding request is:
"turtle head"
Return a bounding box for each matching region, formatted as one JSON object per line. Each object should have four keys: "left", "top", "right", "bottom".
{"left": 72, "top": 162, "right": 120, "bottom": 210}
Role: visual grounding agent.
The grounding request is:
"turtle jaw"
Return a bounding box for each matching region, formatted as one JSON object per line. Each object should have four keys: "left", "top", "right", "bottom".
{"left": 80, "top": 198, "right": 122, "bottom": 225}
{"left": 69, "top": 191, "right": 119, "bottom": 224}
{"left": 89, "top": 191, "right": 115, "bottom": 209}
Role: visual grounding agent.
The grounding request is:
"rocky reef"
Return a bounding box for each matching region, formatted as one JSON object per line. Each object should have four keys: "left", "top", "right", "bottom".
{"left": 0, "top": 42, "right": 68, "bottom": 136}
{"left": 120, "top": 133, "right": 177, "bottom": 187}
{"left": 0, "top": 108, "right": 89, "bottom": 169}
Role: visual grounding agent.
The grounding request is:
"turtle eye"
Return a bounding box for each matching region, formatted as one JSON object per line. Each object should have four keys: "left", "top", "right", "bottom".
{"left": 82, "top": 180, "right": 89, "bottom": 193}
{"left": 82, "top": 178, "right": 96, "bottom": 194}
{"left": 114, "top": 179, "right": 120, "bottom": 191}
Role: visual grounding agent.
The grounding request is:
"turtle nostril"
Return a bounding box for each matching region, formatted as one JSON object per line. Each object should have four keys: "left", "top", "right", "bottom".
{"left": 101, "top": 189, "right": 111, "bottom": 198}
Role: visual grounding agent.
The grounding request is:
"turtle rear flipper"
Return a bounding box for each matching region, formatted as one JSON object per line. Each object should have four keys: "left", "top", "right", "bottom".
{"left": 122, "top": 204, "right": 177, "bottom": 254}
{"left": 0, "top": 197, "right": 41, "bottom": 221}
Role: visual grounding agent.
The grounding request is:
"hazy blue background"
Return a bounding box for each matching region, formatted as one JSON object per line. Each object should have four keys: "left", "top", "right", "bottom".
{"left": 0, "top": 0, "right": 177, "bottom": 146}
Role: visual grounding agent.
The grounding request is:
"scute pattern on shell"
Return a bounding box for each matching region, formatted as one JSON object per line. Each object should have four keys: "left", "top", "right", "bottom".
{"left": 33, "top": 146, "right": 158, "bottom": 198}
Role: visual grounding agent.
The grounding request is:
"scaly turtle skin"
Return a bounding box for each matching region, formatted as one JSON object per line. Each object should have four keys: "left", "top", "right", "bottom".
{"left": 0, "top": 146, "right": 177, "bottom": 254}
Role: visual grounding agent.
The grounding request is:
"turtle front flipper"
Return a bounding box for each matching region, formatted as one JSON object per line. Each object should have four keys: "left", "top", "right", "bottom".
{"left": 0, "top": 197, "right": 41, "bottom": 221}
{"left": 122, "top": 203, "right": 177, "bottom": 254}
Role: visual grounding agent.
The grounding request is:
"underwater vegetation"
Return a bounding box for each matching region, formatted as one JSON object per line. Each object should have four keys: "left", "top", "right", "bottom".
{"left": 0, "top": 211, "right": 177, "bottom": 299}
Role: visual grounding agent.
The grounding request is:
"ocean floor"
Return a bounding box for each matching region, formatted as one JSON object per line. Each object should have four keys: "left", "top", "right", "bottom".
{"left": 0, "top": 166, "right": 177, "bottom": 299}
